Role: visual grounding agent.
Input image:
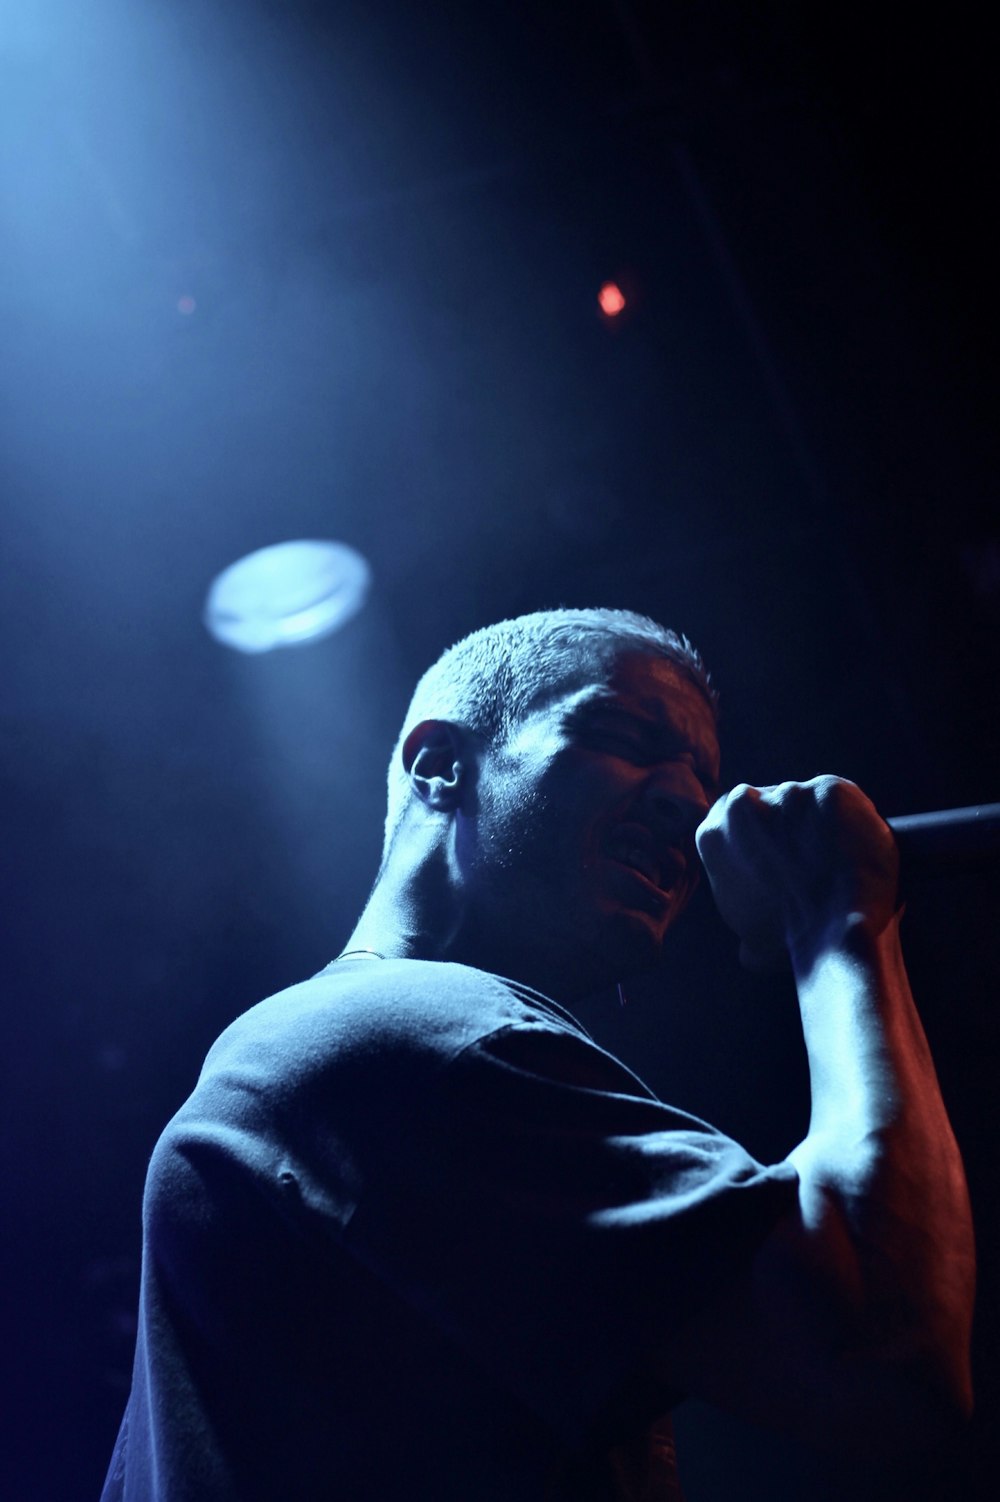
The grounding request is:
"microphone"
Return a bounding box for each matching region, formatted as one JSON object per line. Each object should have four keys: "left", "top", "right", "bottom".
{"left": 887, "top": 803, "right": 1000, "bottom": 876}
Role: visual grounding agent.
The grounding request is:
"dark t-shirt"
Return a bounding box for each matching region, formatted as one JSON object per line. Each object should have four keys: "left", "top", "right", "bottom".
{"left": 101, "top": 958, "right": 798, "bottom": 1501}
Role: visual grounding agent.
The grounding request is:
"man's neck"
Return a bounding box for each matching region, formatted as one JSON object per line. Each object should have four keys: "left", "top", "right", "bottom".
{"left": 340, "top": 827, "right": 614, "bottom": 1005}
{"left": 341, "top": 827, "right": 462, "bottom": 965}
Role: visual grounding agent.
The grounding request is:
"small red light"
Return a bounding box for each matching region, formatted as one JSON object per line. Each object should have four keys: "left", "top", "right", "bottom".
{"left": 598, "top": 281, "right": 626, "bottom": 317}
{"left": 177, "top": 295, "right": 197, "bottom": 315}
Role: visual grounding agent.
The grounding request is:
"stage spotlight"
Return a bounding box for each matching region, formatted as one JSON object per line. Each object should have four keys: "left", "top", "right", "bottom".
{"left": 204, "top": 539, "right": 371, "bottom": 654}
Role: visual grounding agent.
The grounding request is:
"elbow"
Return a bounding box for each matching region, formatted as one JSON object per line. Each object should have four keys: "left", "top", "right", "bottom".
{"left": 866, "top": 1295, "right": 976, "bottom": 1450}
{"left": 915, "top": 1349, "right": 975, "bottom": 1436}
{"left": 826, "top": 1346, "right": 974, "bottom": 1459}
{"left": 939, "top": 1344, "right": 975, "bottom": 1428}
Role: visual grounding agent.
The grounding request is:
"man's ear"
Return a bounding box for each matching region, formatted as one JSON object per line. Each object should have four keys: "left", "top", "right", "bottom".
{"left": 401, "top": 720, "right": 473, "bottom": 812}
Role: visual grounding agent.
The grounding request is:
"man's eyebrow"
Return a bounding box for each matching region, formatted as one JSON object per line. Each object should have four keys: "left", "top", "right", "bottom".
{"left": 633, "top": 696, "right": 671, "bottom": 723}
{"left": 570, "top": 701, "right": 690, "bottom": 747}
{"left": 574, "top": 699, "right": 671, "bottom": 731}
{"left": 565, "top": 697, "right": 638, "bottom": 727}
{"left": 568, "top": 699, "right": 721, "bottom": 787}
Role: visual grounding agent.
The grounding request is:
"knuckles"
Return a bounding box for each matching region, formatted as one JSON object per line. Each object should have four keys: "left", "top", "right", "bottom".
{"left": 695, "top": 774, "right": 899, "bottom": 952}
{"left": 696, "top": 775, "right": 887, "bottom": 860}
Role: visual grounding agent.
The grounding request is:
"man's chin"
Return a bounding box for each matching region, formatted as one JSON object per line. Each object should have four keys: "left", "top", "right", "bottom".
{"left": 584, "top": 905, "right": 668, "bottom": 983}
{"left": 591, "top": 879, "right": 695, "bottom": 976}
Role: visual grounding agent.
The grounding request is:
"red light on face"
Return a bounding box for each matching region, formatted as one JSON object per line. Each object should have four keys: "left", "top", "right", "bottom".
{"left": 598, "top": 281, "right": 626, "bottom": 316}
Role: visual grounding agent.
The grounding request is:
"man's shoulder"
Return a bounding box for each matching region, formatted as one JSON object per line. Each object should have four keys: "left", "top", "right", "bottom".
{"left": 152, "top": 961, "right": 601, "bottom": 1210}
{"left": 199, "top": 957, "right": 584, "bottom": 1094}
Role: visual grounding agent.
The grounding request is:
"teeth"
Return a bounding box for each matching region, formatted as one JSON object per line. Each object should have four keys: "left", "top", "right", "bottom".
{"left": 609, "top": 843, "right": 660, "bottom": 885}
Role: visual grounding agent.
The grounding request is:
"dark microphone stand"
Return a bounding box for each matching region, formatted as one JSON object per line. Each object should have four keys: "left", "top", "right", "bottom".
{"left": 887, "top": 804, "right": 1000, "bottom": 877}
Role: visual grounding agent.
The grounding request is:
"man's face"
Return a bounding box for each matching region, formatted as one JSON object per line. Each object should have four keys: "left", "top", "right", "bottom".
{"left": 453, "top": 651, "right": 721, "bottom": 998}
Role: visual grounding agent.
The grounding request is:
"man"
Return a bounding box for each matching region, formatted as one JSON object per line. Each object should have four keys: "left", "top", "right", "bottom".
{"left": 102, "top": 608, "right": 974, "bottom": 1500}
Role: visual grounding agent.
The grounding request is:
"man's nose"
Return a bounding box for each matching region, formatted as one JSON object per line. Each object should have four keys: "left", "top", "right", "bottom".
{"left": 642, "top": 765, "right": 711, "bottom": 838}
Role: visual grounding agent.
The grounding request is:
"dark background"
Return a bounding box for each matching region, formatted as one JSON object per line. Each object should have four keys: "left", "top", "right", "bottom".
{"left": 1, "top": 2, "right": 996, "bottom": 1497}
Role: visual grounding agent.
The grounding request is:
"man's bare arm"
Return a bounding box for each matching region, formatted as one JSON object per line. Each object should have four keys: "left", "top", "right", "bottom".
{"left": 662, "top": 777, "right": 975, "bottom": 1452}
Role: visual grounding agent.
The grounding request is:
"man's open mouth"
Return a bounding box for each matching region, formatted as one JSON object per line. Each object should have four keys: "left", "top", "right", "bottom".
{"left": 605, "top": 825, "right": 686, "bottom": 894}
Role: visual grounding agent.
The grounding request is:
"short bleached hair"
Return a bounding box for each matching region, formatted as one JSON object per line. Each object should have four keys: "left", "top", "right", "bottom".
{"left": 383, "top": 608, "right": 715, "bottom": 853}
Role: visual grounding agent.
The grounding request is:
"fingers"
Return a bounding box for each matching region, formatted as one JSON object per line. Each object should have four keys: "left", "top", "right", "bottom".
{"left": 698, "top": 777, "right": 870, "bottom": 852}
{"left": 695, "top": 776, "right": 900, "bottom": 964}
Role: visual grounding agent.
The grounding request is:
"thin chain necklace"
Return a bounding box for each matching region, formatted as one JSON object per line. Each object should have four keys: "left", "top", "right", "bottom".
{"left": 333, "top": 948, "right": 386, "bottom": 961}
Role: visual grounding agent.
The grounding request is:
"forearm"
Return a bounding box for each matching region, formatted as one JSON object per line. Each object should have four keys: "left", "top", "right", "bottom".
{"left": 787, "top": 910, "right": 975, "bottom": 1409}
{"left": 691, "top": 776, "right": 975, "bottom": 1441}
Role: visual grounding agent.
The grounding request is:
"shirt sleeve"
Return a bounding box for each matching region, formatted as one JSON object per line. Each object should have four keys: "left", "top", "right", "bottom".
{"left": 340, "top": 1019, "right": 800, "bottom": 1442}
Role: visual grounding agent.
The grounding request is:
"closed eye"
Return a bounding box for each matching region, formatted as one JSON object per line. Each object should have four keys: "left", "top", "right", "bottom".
{"left": 589, "top": 729, "right": 717, "bottom": 794}
{"left": 589, "top": 731, "right": 650, "bottom": 761}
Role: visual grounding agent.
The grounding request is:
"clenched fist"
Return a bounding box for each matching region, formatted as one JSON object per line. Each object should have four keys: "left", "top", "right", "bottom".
{"left": 695, "top": 775, "right": 901, "bottom": 971}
